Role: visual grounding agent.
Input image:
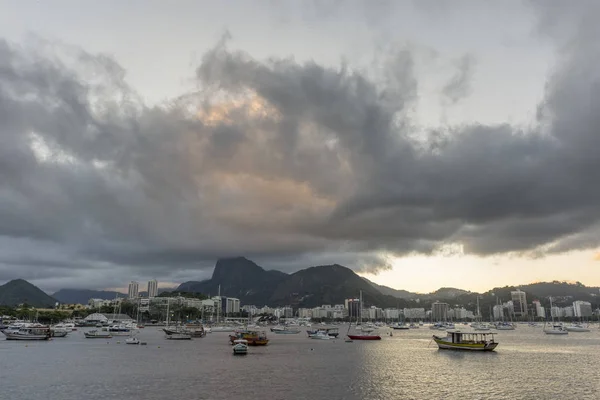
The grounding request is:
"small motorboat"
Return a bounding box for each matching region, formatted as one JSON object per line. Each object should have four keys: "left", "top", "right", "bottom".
{"left": 84, "top": 329, "right": 112, "bottom": 339}
{"left": 310, "top": 331, "right": 334, "bottom": 340}
{"left": 125, "top": 337, "right": 140, "bottom": 345}
{"left": 165, "top": 333, "right": 192, "bottom": 340}
{"left": 233, "top": 339, "right": 248, "bottom": 355}
{"left": 50, "top": 327, "right": 69, "bottom": 338}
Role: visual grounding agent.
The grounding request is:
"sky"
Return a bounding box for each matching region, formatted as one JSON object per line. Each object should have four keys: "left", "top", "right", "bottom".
{"left": 0, "top": 0, "right": 599, "bottom": 294}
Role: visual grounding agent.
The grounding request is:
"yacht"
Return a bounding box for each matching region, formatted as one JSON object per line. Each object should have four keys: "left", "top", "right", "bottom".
{"left": 3, "top": 325, "right": 51, "bottom": 340}
{"left": 544, "top": 324, "right": 568, "bottom": 335}
{"left": 310, "top": 331, "right": 334, "bottom": 340}
{"left": 565, "top": 323, "right": 590, "bottom": 332}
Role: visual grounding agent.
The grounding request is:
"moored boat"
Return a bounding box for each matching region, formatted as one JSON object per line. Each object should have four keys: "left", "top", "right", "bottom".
{"left": 306, "top": 328, "right": 339, "bottom": 337}
{"left": 84, "top": 328, "right": 113, "bottom": 339}
{"left": 50, "top": 327, "right": 69, "bottom": 337}
{"left": 309, "top": 331, "right": 334, "bottom": 340}
{"left": 229, "top": 330, "right": 269, "bottom": 346}
{"left": 495, "top": 322, "right": 516, "bottom": 330}
{"left": 433, "top": 330, "right": 498, "bottom": 351}
{"left": 565, "top": 324, "right": 590, "bottom": 332}
{"left": 544, "top": 324, "right": 568, "bottom": 335}
{"left": 347, "top": 334, "right": 382, "bottom": 341}
{"left": 272, "top": 327, "right": 301, "bottom": 334}
{"left": 3, "top": 326, "right": 51, "bottom": 340}
{"left": 233, "top": 339, "right": 248, "bottom": 355}
{"left": 165, "top": 333, "right": 192, "bottom": 340}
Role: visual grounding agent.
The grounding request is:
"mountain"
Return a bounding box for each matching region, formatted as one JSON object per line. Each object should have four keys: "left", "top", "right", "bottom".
{"left": 178, "top": 258, "right": 409, "bottom": 308}
{"left": 363, "top": 278, "right": 418, "bottom": 299}
{"left": 177, "top": 257, "right": 289, "bottom": 305}
{"left": 271, "top": 264, "right": 405, "bottom": 308}
{"left": 519, "top": 281, "right": 600, "bottom": 300}
{"left": 52, "top": 289, "right": 125, "bottom": 304}
{"left": 0, "top": 279, "right": 57, "bottom": 307}
{"left": 425, "top": 287, "right": 471, "bottom": 299}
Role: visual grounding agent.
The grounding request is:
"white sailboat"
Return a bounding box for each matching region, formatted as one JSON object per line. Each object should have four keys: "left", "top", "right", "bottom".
{"left": 544, "top": 297, "right": 568, "bottom": 335}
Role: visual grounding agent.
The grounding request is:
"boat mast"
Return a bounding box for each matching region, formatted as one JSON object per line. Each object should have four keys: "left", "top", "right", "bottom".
{"left": 217, "top": 285, "right": 221, "bottom": 324}
{"left": 166, "top": 298, "right": 170, "bottom": 327}
{"left": 359, "top": 290, "right": 363, "bottom": 326}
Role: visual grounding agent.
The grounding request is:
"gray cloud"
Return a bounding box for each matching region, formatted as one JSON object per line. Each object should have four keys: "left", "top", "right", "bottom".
{"left": 442, "top": 53, "right": 476, "bottom": 104}
{"left": 0, "top": 2, "right": 599, "bottom": 291}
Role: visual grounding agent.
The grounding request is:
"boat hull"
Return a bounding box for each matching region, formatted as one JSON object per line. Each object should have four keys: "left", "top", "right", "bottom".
{"left": 565, "top": 327, "right": 590, "bottom": 332}
{"left": 4, "top": 333, "right": 50, "bottom": 340}
{"left": 347, "top": 335, "right": 381, "bottom": 341}
{"left": 544, "top": 330, "right": 568, "bottom": 335}
{"left": 433, "top": 338, "right": 498, "bottom": 351}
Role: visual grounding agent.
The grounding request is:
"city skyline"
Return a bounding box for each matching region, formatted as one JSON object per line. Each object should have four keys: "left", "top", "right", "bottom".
{"left": 0, "top": 2, "right": 600, "bottom": 293}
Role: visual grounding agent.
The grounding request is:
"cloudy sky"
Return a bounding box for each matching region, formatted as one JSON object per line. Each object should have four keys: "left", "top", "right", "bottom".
{"left": 0, "top": 0, "right": 599, "bottom": 294}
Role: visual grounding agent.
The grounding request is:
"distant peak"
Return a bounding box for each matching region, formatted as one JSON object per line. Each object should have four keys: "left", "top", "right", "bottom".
{"left": 212, "top": 257, "right": 264, "bottom": 280}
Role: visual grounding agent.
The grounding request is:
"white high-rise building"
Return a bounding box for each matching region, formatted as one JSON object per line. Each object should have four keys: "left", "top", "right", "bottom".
{"left": 147, "top": 279, "right": 158, "bottom": 298}
{"left": 573, "top": 301, "right": 593, "bottom": 318}
{"left": 511, "top": 290, "right": 527, "bottom": 317}
{"left": 128, "top": 281, "right": 139, "bottom": 299}
{"left": 533, "top": 300, "right": 545, "bottom": 319}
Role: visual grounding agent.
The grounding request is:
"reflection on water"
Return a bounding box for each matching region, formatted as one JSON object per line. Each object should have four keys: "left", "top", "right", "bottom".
{"left": 1, "top": 326, "right": 600, "bottom": 399}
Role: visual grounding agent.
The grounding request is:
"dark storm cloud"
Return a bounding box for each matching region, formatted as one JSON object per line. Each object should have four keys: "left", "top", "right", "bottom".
{"left": 0, "top": 2, "right": 599, "bottom": 289}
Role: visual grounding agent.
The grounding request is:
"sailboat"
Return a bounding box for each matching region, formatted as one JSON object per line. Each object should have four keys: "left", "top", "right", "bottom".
{"left": 471, "top": 296, "right": 491, "bottom": 331}
{"left": 544, "top": 297, "right": 568, "bottom": 335}
{"left": 346, "top": 290, "right": 382, "bottom": 341}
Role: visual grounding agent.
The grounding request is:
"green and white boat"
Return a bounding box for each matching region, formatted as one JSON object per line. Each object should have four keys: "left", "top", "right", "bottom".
{"left": 433, "top": 330, "right": 498, "bottom": 351}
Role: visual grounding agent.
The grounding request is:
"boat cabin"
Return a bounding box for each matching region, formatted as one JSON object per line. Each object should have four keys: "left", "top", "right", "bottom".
{"left": 446, "top": 330, "right": 496, "bottom": 344}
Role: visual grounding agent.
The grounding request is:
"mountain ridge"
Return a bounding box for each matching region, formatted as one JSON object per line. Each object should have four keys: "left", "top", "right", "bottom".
{"left": 0, "top": 279, "right": 57, "bottom": 307}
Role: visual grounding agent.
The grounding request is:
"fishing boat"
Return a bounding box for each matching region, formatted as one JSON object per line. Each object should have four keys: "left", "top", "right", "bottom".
{"left": 3, "top": 326, "right": 51, "bottom": 340}
{"left": 432, "top": 330, "right": 498, "bottom": 351}
{"left": 163, "top": 325, "right": 205, "bottom": 338}
{"left": 84, "top": 328, "right": 113, "bottom": 339}
{"left": 165, "top": 333, "right": 192, "bottom": 340}
{"left": 229, "top": 330, "right": 269, "bottom": 346}
{"left": 233, "top": 339, "right": 248, "bottom": 355}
